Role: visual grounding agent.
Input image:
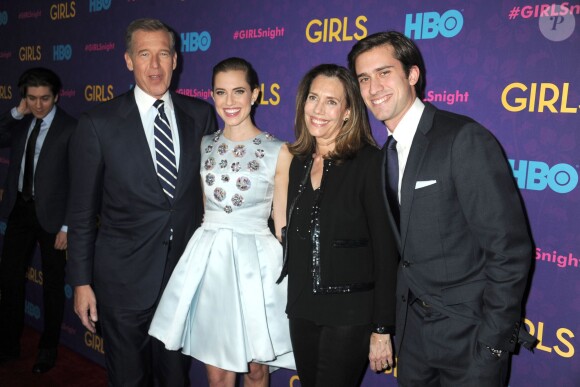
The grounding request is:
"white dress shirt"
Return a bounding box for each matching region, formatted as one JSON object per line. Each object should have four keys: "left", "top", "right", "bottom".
{"left": 387, "top": 97, "right": 425, "bottom": 204}
{"left": 133, "top": 85, "right": 181, "bottom": 171}
{"left": 12, "top": 105, "right": 57, "bottom": 193}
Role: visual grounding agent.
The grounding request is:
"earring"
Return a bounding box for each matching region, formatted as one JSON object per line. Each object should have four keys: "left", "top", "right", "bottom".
{"left": 251, "top": 101, "right": 255, "bottom": 106}
{"left": 344, "top": 117, "right": 349, "bottom": 122}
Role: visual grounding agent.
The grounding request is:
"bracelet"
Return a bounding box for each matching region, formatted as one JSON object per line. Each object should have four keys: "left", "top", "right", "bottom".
{"left": 373, "top": 326, "right": 387, "bottom": 334}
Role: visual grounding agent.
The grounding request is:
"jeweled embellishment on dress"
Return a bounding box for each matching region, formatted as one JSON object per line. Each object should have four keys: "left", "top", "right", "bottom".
{"left": 218, "top": 143, "right": 228, "bottom": 155}
{"left": 231, "top": 162, "right": 241, "bottom": 172}
{"left": 248, "top": 160, "right": 260, "bottom": 172}
{"left": 232, "top": 194, "right": 244, "bottom": 207}
{"left": 265, "top": 132, "right": 273, "bottom": 140}
{"left": 236, "top": 176, "right": 251, "bottom": 191}
{"left": 213, "top": 187, "right": 226, "bottom": 202}
{"left": 205, "top": 145, "right": 213, "bottom": 153}
{"left": 206, "top": 173, "right": 215, "bottom": 186}
{"left": 233, "top": 145, "right": 246, "bottom": 157}
{"left": 255, "top": 149, "right": 265, "bottom": 158}
{"left": 222, "top": 175, "right": 230, "bottom": 182}
{"left": 204, "top": 157, "right": 216, "bottom": 170}
{"left": 253, "top": 137, "right": 262, "bottom": 145}
{"left": 219, "top": 159, "right": 228, "bottom": 168}
{"left": 224, "top": 205, "right": 232, "bottom": 213}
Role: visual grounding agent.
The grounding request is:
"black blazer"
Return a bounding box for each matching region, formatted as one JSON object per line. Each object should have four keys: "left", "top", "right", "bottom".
{"left": 391, "top": 102, "right": 532, "bottom": 352}
{"left": 0, "top": 107, "right": 77, "bottom": 233}
{"left": 67, "top": 91, "right": 217, "bottom": 310}
{"left": 284, "top": 145, "right": 398, "bottom": 328}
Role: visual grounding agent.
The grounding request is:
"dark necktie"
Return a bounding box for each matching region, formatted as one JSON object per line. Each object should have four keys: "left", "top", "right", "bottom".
{"left": 385, "top": 135, "right": 400, "bottom": 228}
{"left": 21, "top": 118, "right": 42, "bottom": 201}
{"left": 153, "top": 100, "right": 178, "bottom": 201}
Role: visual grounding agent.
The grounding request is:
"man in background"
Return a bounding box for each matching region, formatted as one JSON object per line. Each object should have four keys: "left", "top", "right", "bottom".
{"left": 0, "top": 67, "right": 76, "bottom": 373}
{"left": 348, "top": 32, "right": 534, "bottom": 386}
{"left": 67, "top": 18, "right": 217, "bottom": 386}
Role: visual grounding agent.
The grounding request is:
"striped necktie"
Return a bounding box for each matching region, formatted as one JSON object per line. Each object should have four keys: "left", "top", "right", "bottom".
{"left": 153, "top": 99, "right": 177, "bottom": 201}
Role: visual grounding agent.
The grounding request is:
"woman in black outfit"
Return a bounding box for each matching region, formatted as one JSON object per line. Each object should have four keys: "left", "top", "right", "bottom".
{"left": 277, "top": 64, "right": 398, "bottom": 386}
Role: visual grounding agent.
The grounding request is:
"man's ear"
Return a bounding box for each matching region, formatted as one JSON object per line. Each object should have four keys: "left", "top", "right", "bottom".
{"left": 124, "top": 52, "right": 134, "bottom": 71}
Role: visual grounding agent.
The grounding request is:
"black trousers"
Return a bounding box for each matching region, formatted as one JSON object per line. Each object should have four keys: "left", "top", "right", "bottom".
{"left": 398, "top": 300, "right": 509, "bottom": 387}
{"left": 289, "top": 317, "right": 370, "bottom": 387}
{"left": 0, "top": 195, "right": 66, "bottom": 354}
{"left": 98, "top": 298, "right": 191, "bottom": 387}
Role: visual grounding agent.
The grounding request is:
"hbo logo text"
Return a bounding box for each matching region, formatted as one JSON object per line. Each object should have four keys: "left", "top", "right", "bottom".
{"left": 89, "top": 0, "right": 111, "bottom": 12}
{"left": 405, "top": 10, "right": 463, "bottom": 39}
{"left": 510, "top": 159, "right": 578, "bottom": 194}
{"left": 53, "top": 44, "right": 72, "bottom": 61}
{"left": 181, "top": 31, "right": 211, "bottom": 52}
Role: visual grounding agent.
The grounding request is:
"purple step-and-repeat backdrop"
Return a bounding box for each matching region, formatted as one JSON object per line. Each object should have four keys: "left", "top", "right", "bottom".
{"left": 0, "top": 0, "right": 579, "bottom": 386}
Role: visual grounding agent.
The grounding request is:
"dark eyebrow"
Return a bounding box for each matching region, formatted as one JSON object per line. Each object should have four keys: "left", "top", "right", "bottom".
{"left": 357, "top": 65, "right": 394, "bottom": 79}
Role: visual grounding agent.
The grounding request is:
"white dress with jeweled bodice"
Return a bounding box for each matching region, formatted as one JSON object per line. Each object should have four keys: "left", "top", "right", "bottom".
{"left": 149, "top": 130, "right": 294, "bottom": 372}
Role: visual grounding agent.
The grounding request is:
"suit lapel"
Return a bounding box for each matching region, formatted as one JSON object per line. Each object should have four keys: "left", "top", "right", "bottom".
{"left": 119, "top": 92, "right": 170, "bottom": 202}
{"left": 37, "top": 108, "right": 63, "bottom": 165}
{"left": 14, "top": 117, "right": 33, "bottom": 164}
{"left": 380, "top": 146, "right": 402, "bottom": 252}
{"left": 171, "top": 94, "right": 198, "bottom": 202}
{"left": 399, "top": 103, "right": 436, "bottom": 253}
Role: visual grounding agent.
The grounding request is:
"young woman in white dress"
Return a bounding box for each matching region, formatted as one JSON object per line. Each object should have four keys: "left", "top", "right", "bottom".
{"left": 149, "top": 57, "right": 294, "bottom": 387}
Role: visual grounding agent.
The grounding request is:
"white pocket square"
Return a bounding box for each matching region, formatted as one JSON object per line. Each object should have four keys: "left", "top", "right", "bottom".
{"left": 415, "top": 180, "right": 437, "bottom": 189}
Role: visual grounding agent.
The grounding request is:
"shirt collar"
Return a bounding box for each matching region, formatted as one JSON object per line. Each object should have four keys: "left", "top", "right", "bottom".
{"left": 39, "top": 105, "right": 57, "bottom": 128}
{"left": 133, "top": 85, "right": 173, "bottom": 115}
{"left": 389, "top": 97, "right": 425, "bottom": 149}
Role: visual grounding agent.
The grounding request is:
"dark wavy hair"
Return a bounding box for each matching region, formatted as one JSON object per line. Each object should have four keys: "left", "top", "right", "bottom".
{"left": 18, "top": 67, "right": 62, "bottom": 98}
{"left": 289, "top": 64, "right": 376, "bottom": 161}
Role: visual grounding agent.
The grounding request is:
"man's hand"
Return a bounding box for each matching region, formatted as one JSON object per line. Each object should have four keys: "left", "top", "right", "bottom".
{"left": 17, "top": 98, "right": 31, "bottom": 116}
{"left": 54, "top": 230, "right": 67, "bottom": 250}
{"left": 74, "top": 285, "right": 98, "bottom": 333}
{"left": 369, "top": 332, "right": 394, "bottom": 372}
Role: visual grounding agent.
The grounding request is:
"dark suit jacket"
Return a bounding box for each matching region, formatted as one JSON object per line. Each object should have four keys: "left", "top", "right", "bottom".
{"left": 285, "top": 145, "right": 398, "bottom": 328}
{"left": 392, "top": 102, "right": 532, "bottom": 352}
{"left": 0, "top": 107, "right": 77, "bottom": 233}
{"left": 67, "top": 91, "right": 217, "bottom": 310}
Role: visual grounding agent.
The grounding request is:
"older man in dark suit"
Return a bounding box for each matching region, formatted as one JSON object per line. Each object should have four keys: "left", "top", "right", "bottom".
{"left": 0, "top": 67, "right": 76, "bottom": 373}
{"left": 348, "top": 32, "right": 534, "bottom": 386}
{"left": 67, "top": 18, "right": 217, "bottom": 386}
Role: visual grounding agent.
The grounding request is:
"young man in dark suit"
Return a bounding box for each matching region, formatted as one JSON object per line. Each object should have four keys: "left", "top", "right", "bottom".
{"left": 348, "top": 32, "right": 534, "bottom": 386}
{"left": 0, "top": 67, "right": 77, "bottom": 373}
{"left": 67, "top": 18, "right": 217, "bottom": 386}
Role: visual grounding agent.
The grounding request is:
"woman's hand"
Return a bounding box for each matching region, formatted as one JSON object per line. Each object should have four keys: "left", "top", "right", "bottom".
{"left": 369, "top": 332, "right": 393, "bottom": 372}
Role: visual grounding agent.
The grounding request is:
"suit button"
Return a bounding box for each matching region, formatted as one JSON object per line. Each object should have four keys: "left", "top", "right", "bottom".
{"left": 402, "top": 260, "right": 410, "bottom": 268}
{"left": 402, "top": 295, "right": 407, "bottom": 303}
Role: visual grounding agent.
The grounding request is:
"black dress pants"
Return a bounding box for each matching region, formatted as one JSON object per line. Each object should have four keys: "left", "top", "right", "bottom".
{"left": 98, "top": 304, "right": 191, "bottom": 387}
{"left": 289, "top": 317, "right": 371, "bottom": 387}
{"left": 0, "top": 195, "right": 66, "bottom": 355}
{"left": 398, "top": 300, "right": 509, "bottom": 387}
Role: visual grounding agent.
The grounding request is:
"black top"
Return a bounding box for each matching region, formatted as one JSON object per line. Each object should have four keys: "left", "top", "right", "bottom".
{"left": 286, "top": 182, "right": 316, "bottom": 320}
{"left": 284, "top": 145, "right": 398, "bottom": 330}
